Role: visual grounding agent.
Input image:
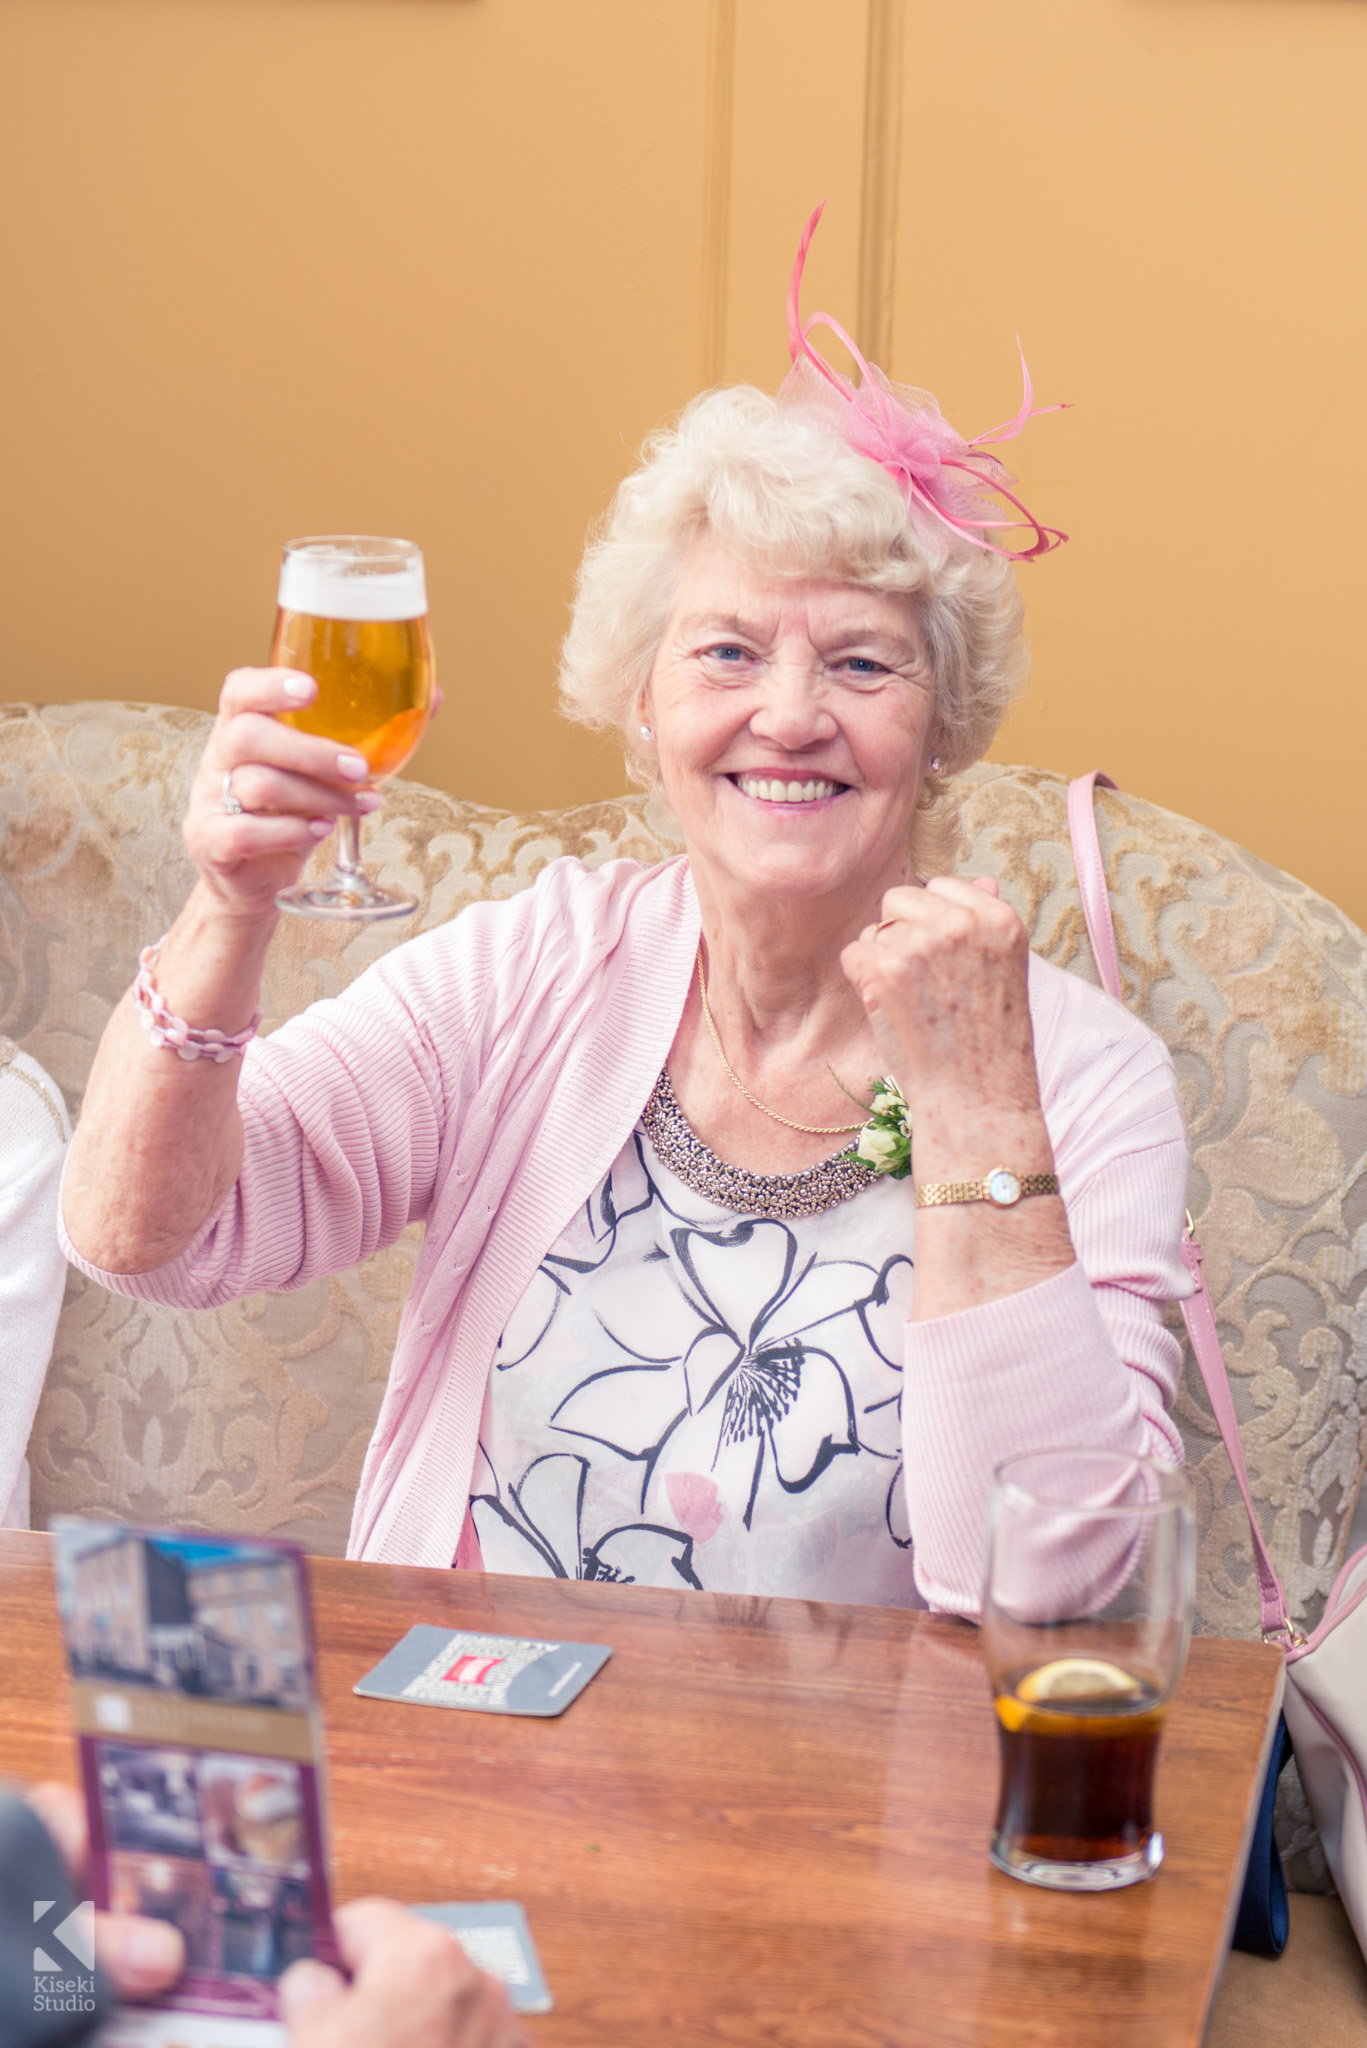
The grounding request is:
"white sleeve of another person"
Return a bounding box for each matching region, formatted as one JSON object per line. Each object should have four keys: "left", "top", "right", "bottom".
{"left": 0, "top": 1048, "right": 72, "bottom": 1528}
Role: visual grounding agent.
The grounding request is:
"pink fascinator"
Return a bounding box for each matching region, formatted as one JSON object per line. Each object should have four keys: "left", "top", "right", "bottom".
{"left": 780, "top": 203, "right": 1068, "bottom": 561}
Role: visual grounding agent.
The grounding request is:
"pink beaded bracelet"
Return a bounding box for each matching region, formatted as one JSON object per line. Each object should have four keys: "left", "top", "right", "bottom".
{"left": 133, "top": 939, "right": 260, "bottom": 1063}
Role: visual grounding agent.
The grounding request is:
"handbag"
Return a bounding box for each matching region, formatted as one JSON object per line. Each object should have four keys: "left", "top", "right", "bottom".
{"left": 1067, "top": 771, "right": 1367, "bottom": 1960}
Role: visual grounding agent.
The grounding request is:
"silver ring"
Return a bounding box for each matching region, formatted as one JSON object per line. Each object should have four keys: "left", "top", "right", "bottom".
{"left": 221, "top": 770, "right": 244, "bottom": 816}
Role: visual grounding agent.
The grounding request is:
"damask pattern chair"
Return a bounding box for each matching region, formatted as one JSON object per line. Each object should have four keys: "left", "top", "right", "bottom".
{"left": 3, "top": 696, "right": 1366, "bottom": 1897}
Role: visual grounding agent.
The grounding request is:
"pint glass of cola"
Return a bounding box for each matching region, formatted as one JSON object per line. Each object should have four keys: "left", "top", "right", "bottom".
{"left": 982, "top": 1448, "right": 1195, "bottom": 1892}
{"left": 272, "top": 534, "right": 435, "bottom": 921}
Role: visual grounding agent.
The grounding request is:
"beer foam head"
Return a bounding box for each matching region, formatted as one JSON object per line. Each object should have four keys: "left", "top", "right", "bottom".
{"left": 278, "top": 538, "right": 427, "bottom": 621}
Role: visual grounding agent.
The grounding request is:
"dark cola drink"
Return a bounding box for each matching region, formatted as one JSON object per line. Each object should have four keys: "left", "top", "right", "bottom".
{"left": 989, "top": 1657, "right": 1167, "bottom": 1887}
{"left": 984, "top": 1452, "right": 1194, "bottom": 1892}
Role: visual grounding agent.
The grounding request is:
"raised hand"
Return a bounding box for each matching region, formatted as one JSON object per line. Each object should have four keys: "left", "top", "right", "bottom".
{"left": 841, "top": 875, "right": 1040, "bottom": 1140}
{"left": 841, "top": 874, "right": 1072, "bottom": 1319}
{"left": 183, "top": 666, "right": 383, "bottom": 922}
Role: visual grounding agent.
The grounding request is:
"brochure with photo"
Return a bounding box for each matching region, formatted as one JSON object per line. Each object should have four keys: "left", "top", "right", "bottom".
{"left": 50, "top": 1518, "right": 339, "bottom": 2032}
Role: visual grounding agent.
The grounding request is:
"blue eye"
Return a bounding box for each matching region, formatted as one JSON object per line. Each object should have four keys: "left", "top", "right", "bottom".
{"left": 845, "top": 657, "right": 885, "bottom": 675}
{"left": 707, "top": 644, "right": 746, "bottom": 662}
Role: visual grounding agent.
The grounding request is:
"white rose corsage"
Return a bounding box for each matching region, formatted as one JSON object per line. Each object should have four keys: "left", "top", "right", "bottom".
{"left": 845, "top": 1078, "right": 912, "bottom": 1180}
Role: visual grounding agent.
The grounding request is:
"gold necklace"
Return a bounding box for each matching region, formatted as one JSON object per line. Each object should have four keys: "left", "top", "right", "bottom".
{"left": 695, "top": 952, "right": 865, "bottom": 1136}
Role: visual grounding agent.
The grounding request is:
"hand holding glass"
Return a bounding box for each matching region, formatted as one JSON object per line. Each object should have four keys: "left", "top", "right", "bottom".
{"left": 272, "top": 535, "right": 435, "bottom": 920}
{"left": 982, "top": 1448, "right": 1195, "bottom": 1891}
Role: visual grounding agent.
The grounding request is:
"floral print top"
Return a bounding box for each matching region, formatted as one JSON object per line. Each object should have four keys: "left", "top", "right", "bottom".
{"left": 468, "top": 1107, "right": 923, "bottom": 1606}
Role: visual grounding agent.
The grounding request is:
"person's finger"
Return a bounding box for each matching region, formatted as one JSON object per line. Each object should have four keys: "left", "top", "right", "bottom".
{"left": 212, "top": 764, "right": 383, "bottom": 819}
{"left": 922, "top": 874, "right": 1008, "bottom": 909}
{"left": 187, "top": 811, "right": 348, "bottom": 867}
{"left": 279, "top": 1958, "right": 349, "bottom": 2024}
{"left": 331, "top": 1896, "right": 430, "bottom": 1971}
{"left": 206, "top": 710, "right": 372, "bottom": 790}
{"left": 871, "top": 877, "right": 1022, "bottom": 947}
{"left": 972, "top": 874, "right": 1001, "bottom": 898}
{"left": 855, "top": 891, "right": 974, "bottom": 954}
{"left": 430, "top": 683, "right": 445, "bottom": 721}
{"left": 96, "top": 1912, "right": 186, "bottom": 1998}
{"left": 875, "top": 880, "right": 969, "bottom": 925}
{"left": 217, "top": 666, "right": 317, "bottom": 720}
{"left": 26, "top": 1782, "right": 86, "bottom": 1881}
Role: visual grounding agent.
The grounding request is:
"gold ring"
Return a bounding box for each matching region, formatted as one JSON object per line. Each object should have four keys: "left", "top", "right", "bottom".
{"left": 873, "top": 918, "right": 898, "bottom": 939}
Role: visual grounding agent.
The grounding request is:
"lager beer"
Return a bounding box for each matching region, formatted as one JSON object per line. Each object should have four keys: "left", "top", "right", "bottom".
{"left": 271, "top": 535, "right": 434, "bottom": 921}
{"left": 272, "top": 541, "right": 433, "bottom": 781}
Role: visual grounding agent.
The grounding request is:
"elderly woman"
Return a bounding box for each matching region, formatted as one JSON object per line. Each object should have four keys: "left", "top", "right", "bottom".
{"left": 61, "top": 223, "right": 1188, "bottom": 1615}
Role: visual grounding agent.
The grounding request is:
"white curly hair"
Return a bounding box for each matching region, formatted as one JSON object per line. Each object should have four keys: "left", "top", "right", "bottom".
{"left": 558, "top": 384, "right": 1029, "bottom": 794}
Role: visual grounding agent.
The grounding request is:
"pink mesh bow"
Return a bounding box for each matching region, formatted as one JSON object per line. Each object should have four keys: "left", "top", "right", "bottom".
{"left": 780, "top": 203, "right": 1068, "bottom": 561}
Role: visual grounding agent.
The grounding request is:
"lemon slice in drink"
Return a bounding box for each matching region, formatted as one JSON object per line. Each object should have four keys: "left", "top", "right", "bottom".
{"left": 1017, "top": 1658, "right": 1144, "bottom": 1704}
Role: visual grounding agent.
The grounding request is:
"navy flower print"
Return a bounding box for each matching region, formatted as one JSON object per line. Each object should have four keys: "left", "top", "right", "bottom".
{"left": 470, "top": 1127, "right": 921, "bottom": 1605}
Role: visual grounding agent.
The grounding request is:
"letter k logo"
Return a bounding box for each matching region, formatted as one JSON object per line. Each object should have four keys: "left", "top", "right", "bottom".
{"left": 33, "top": 1897, "right": 95, "bottom": 1972}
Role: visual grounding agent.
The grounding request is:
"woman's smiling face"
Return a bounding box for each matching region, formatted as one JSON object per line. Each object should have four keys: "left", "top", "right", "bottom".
{"left": 643, "top": 531, "right": 937, "bottom": 909}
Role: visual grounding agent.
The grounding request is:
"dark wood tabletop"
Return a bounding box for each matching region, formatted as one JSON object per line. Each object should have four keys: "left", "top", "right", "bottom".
{"left": 0, "top": 1530, "right": 1283, "bottom": 2048}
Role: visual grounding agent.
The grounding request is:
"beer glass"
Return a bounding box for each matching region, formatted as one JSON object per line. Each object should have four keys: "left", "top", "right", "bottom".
{"left": 271, "top": 535, "right": 435, "bottom": 920}
{"left": 982, "top": 1448, "right": 1194, "bottom": 1891}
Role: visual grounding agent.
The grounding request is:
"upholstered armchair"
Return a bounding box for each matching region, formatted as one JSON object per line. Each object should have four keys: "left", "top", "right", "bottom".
{"left": 4, "top": 696, "right": 1366, "bottom": 1914}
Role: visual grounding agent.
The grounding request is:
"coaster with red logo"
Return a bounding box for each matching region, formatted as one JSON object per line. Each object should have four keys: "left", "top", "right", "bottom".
{"left": 352, "top": 1627, "right": 611, "bottom": 1717}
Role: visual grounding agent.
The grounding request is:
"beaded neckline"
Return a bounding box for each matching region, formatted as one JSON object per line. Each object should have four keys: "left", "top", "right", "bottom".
{"left": 639, "top": 1067, "right": 877, "bottom": 1221}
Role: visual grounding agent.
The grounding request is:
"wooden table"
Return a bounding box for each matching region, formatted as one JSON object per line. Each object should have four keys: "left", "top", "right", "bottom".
{"left": 0, "top": 1531, "right": 1282, "bottom": 2048}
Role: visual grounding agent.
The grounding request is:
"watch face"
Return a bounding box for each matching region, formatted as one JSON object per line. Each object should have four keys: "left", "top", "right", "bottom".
{"left": 986, "top": 1168, "right": 1021, "bottom": 1207}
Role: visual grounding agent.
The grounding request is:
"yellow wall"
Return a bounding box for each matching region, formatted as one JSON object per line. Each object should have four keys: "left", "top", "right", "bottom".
{"left": 3, "top": 1, "right": 1366, "bottom": 922}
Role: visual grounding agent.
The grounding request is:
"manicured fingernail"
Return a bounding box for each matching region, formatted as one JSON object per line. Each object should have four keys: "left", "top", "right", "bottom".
{"left": 336, "top": 752, "right": 368, "bottom": 780}
{"left": 282, "top": 674, "right": 315, "bottom": 704}
{"left": 356, "top": 790, "right": 382, "bottom": 813}
{"left": 308, "top": 818, "right": 334, "bottom": 839}
{"left": 118, "top": 1919, "right": 184, "bottom": 1977}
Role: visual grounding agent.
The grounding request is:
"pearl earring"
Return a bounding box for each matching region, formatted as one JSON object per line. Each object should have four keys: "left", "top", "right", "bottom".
{"left": 640, "top": 724, "right": 653, "bottom": 741}
{"left": 929, "top": 753, "right": 943, "bottom": 774}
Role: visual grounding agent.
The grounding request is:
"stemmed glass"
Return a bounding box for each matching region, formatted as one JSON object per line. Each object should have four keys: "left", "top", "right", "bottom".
{"left": 271, "top": 534, "right": 435, "bottom": 921}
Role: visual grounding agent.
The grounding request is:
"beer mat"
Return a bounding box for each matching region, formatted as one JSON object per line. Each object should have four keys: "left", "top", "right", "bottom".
{"left": 353, "top": 1625, "right": 611, "bottom": 1717}
{"left": 50, "top": 1518, "right": 341, "bottom": 2025}
{"left": 412, "top": 1901, "right": 553, "bottom": 2014}
{"left": 96, "top": 2012, "right": 285, "bottom": 2047}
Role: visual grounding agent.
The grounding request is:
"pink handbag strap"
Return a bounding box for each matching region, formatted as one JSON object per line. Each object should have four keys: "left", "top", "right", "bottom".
{"left": 1066, "top": 771, "right": 1122, "bottom": 1000}
{"left": 1066, "top": 773, "right": 1293, "bottom": 1642}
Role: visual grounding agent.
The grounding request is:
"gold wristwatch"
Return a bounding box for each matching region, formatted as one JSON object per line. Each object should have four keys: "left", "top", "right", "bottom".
{"left": 913, "top": 1167, "right": 1059, "bottom": 1210}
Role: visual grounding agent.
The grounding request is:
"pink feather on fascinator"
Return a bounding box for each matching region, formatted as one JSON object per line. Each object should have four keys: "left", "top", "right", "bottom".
{"left": 780, "top": 203, "right": 1068, "bottom": 561}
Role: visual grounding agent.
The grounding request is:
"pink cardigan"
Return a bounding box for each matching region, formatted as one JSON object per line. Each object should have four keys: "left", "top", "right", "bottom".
{"left": 63, "top": 857, "right": 1191, "bottom": 1611}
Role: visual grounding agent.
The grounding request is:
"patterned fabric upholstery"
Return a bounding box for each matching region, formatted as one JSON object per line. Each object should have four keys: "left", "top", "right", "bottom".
{"left": 3, "top": 703, "right": 1365, "bottom": 1652}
